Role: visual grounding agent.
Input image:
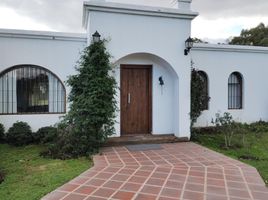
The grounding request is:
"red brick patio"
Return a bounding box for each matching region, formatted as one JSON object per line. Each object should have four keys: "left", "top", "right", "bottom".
{"left": 42, "top": 142, "right": 268, "bottom": 200}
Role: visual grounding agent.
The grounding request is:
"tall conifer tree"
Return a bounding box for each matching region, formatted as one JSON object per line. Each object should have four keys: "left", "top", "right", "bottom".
{"left": 45, "top": 40, "right": 117, "bottom": 158}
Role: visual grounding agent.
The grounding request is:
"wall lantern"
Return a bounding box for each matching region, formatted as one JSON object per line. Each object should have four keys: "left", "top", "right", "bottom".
{"left": 159, "top": 76, "right": 164, "bottom": 95}
{"left": 184, "top": 37, "right": 194, "bottom": 56}
{"left": 159, "top": 76, "right": 164, "bottom": 86}
{"left": 92, "top": 31, "right": 101, "bottom": 43}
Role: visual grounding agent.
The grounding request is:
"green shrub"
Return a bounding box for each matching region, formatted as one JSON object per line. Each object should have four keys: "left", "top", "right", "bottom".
{"left": 0, "top": 123, "right": 5, "bottom": 142}
{"left": 6, "top": 121, "right": 33, "bottom": 146}
{"left": 247, "top": 120, "right": 268, "bottom": 133}
{"left": 41, "top": 123, "right": 95, "bottom": 159}
{"left": 33, "top": 126, "right": 57, "bottom": 144}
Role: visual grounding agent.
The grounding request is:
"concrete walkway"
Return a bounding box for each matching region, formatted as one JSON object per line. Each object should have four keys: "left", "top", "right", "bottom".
{"left": 42, "top": 142, "right": 268, "bottom": 200}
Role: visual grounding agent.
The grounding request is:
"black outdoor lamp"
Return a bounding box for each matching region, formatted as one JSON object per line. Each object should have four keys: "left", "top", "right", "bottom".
{"left": 184, "top": 37, "right": 194, "bottom": 55}
{"left": 159, "top": 76, "right": 164, "bottom": 86}
{"left": 159, "top": 76, "right": 164, "bottom": 95}
{"left": 92, "top": 31, "right": 101, "bottom": 43}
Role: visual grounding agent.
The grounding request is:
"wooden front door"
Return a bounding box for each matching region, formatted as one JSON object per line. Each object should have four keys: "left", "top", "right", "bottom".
{"left": 121, "top": 65, "right": 152, "bottom": 135}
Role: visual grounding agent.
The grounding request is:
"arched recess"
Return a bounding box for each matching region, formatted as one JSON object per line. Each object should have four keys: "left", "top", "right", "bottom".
{"left": 228, "top": 71, "right": 243, "bottom": 109}
{"left": 115, "top": 52, "right": 179, "bottom": 79}
{"left": 114, "top": 52, "right": 179, "bottom": 136}
{"left": 0, "top": 64, "right": 66, "bottom": 114}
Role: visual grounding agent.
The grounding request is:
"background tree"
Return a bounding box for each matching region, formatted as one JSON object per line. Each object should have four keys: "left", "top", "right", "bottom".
{"left": 229, "top": 23, "right": 268, "bottom": 46}
{"left": 192, "top": 37, "right": 208, "bottom": 44}
{"left": 44, "top": 40, "right": 117, "bottom": 159}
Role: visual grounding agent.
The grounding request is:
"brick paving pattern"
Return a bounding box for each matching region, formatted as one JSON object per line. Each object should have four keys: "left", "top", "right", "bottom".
{"left": 42, "top": 142, "right": 268, "bottom": 200}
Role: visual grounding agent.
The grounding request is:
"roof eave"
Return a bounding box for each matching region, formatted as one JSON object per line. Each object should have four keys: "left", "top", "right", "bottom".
{"left": 192, "top": 43, "right": 268, "bottom": 54}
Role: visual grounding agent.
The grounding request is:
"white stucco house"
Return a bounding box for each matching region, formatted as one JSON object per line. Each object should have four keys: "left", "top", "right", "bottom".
{"left": 1, "top": 0, "right": 268, "bottom": 140}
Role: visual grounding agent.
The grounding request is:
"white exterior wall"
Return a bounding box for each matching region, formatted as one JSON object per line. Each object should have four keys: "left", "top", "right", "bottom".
{"left": 0, "top": 30, "right": 87, "bottom": 131}
{"left": 1, "top": 1, "right": 268, "bottom": 137}
{"left": 192, "top": 44, "right": 268, "bottom": 126}
{"left": 84, "top": 2, "right": 198, "bottom": 138}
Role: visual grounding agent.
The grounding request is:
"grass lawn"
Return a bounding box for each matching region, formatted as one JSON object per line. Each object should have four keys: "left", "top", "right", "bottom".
{"left": 192, "top": 132, "right": 268, "bottom": 185}
{"left": 0, "top": 144, "right": 92, "bottom": 200}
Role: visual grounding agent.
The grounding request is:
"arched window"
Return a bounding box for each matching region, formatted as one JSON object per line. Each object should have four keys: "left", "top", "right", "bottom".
{"left": 0, "top": 65, "right": 66, "bottom": 114}
{"left": 198, "top": 71, "right": 209, "bottom": 110}
{"left": 228, "top": 72, "right": 243, "bottom": 109}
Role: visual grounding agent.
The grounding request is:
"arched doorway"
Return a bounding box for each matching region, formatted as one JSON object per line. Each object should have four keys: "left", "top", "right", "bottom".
{"left": 115, "top": 53, "right": 179, "bottom": 136}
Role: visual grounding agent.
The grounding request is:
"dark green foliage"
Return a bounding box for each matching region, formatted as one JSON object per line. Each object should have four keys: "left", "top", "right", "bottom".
{"left": 229, "top": 23, "right": 268, "bottom": 47}
{"left": 190, "top": 68, "right": 210, "bottom": 126}
{"left": 40, "top": 123, "right": 93, "bottom": 159}
{"left": 0, "top": 123, "right": 5, "bottom": 142}
{"left": 6, "top": 122, "right": 33, "bottom": 146}
{"left": 247, "top": 120, "right": 268, "bottom": 133}
{"left": 0, "top": 169, "right": 4, "bottom": 184}
{"left": 191, "top": 126, "right": 219, "bottom": 136}
{"left": 33, "top": 126, "right": 57, "bottom": 144}
{"left": 44, "top": 40, "right": 117, "bottom": 159}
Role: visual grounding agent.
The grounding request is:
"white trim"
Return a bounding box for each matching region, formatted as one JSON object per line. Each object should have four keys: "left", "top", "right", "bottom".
{"left": 83, "top": 1, "right": 198, "bottom": 28}
{"left": 178, "top": 0, "right": 192, "bottom": 3}
{"left": 192, "top": 43, "right": 268, "bottom": 54}
{"left": 0, "top": 29, "right": 87, "bottom": 42}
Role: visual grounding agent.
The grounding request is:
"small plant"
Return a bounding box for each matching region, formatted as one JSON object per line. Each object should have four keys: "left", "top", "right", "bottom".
{"left": 33, "top": 126, "right": 57, "bottom": 144}
{"left": 6, "top": 121, "right": 33, "bottom": 146}
{"left": 212, "top": 112, "right": 236, "bottom": 148}
{"left": 0, "top": 123, "right": 5, "bottom": 142}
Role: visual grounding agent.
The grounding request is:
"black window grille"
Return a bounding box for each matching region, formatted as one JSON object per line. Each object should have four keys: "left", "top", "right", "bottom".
{"left": 198, "top": 71, "right": 209, "bottom": 110}
{"left": 0, "top": 65, "right": 66, "bottom": 114}
{"left": 228, "top": 72, "right": 242, "bottom": 109}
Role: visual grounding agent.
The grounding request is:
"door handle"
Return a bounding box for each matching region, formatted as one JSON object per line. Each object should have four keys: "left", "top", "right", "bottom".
{"left": 128, "top": 93, "right": 131, "bottom": 104}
